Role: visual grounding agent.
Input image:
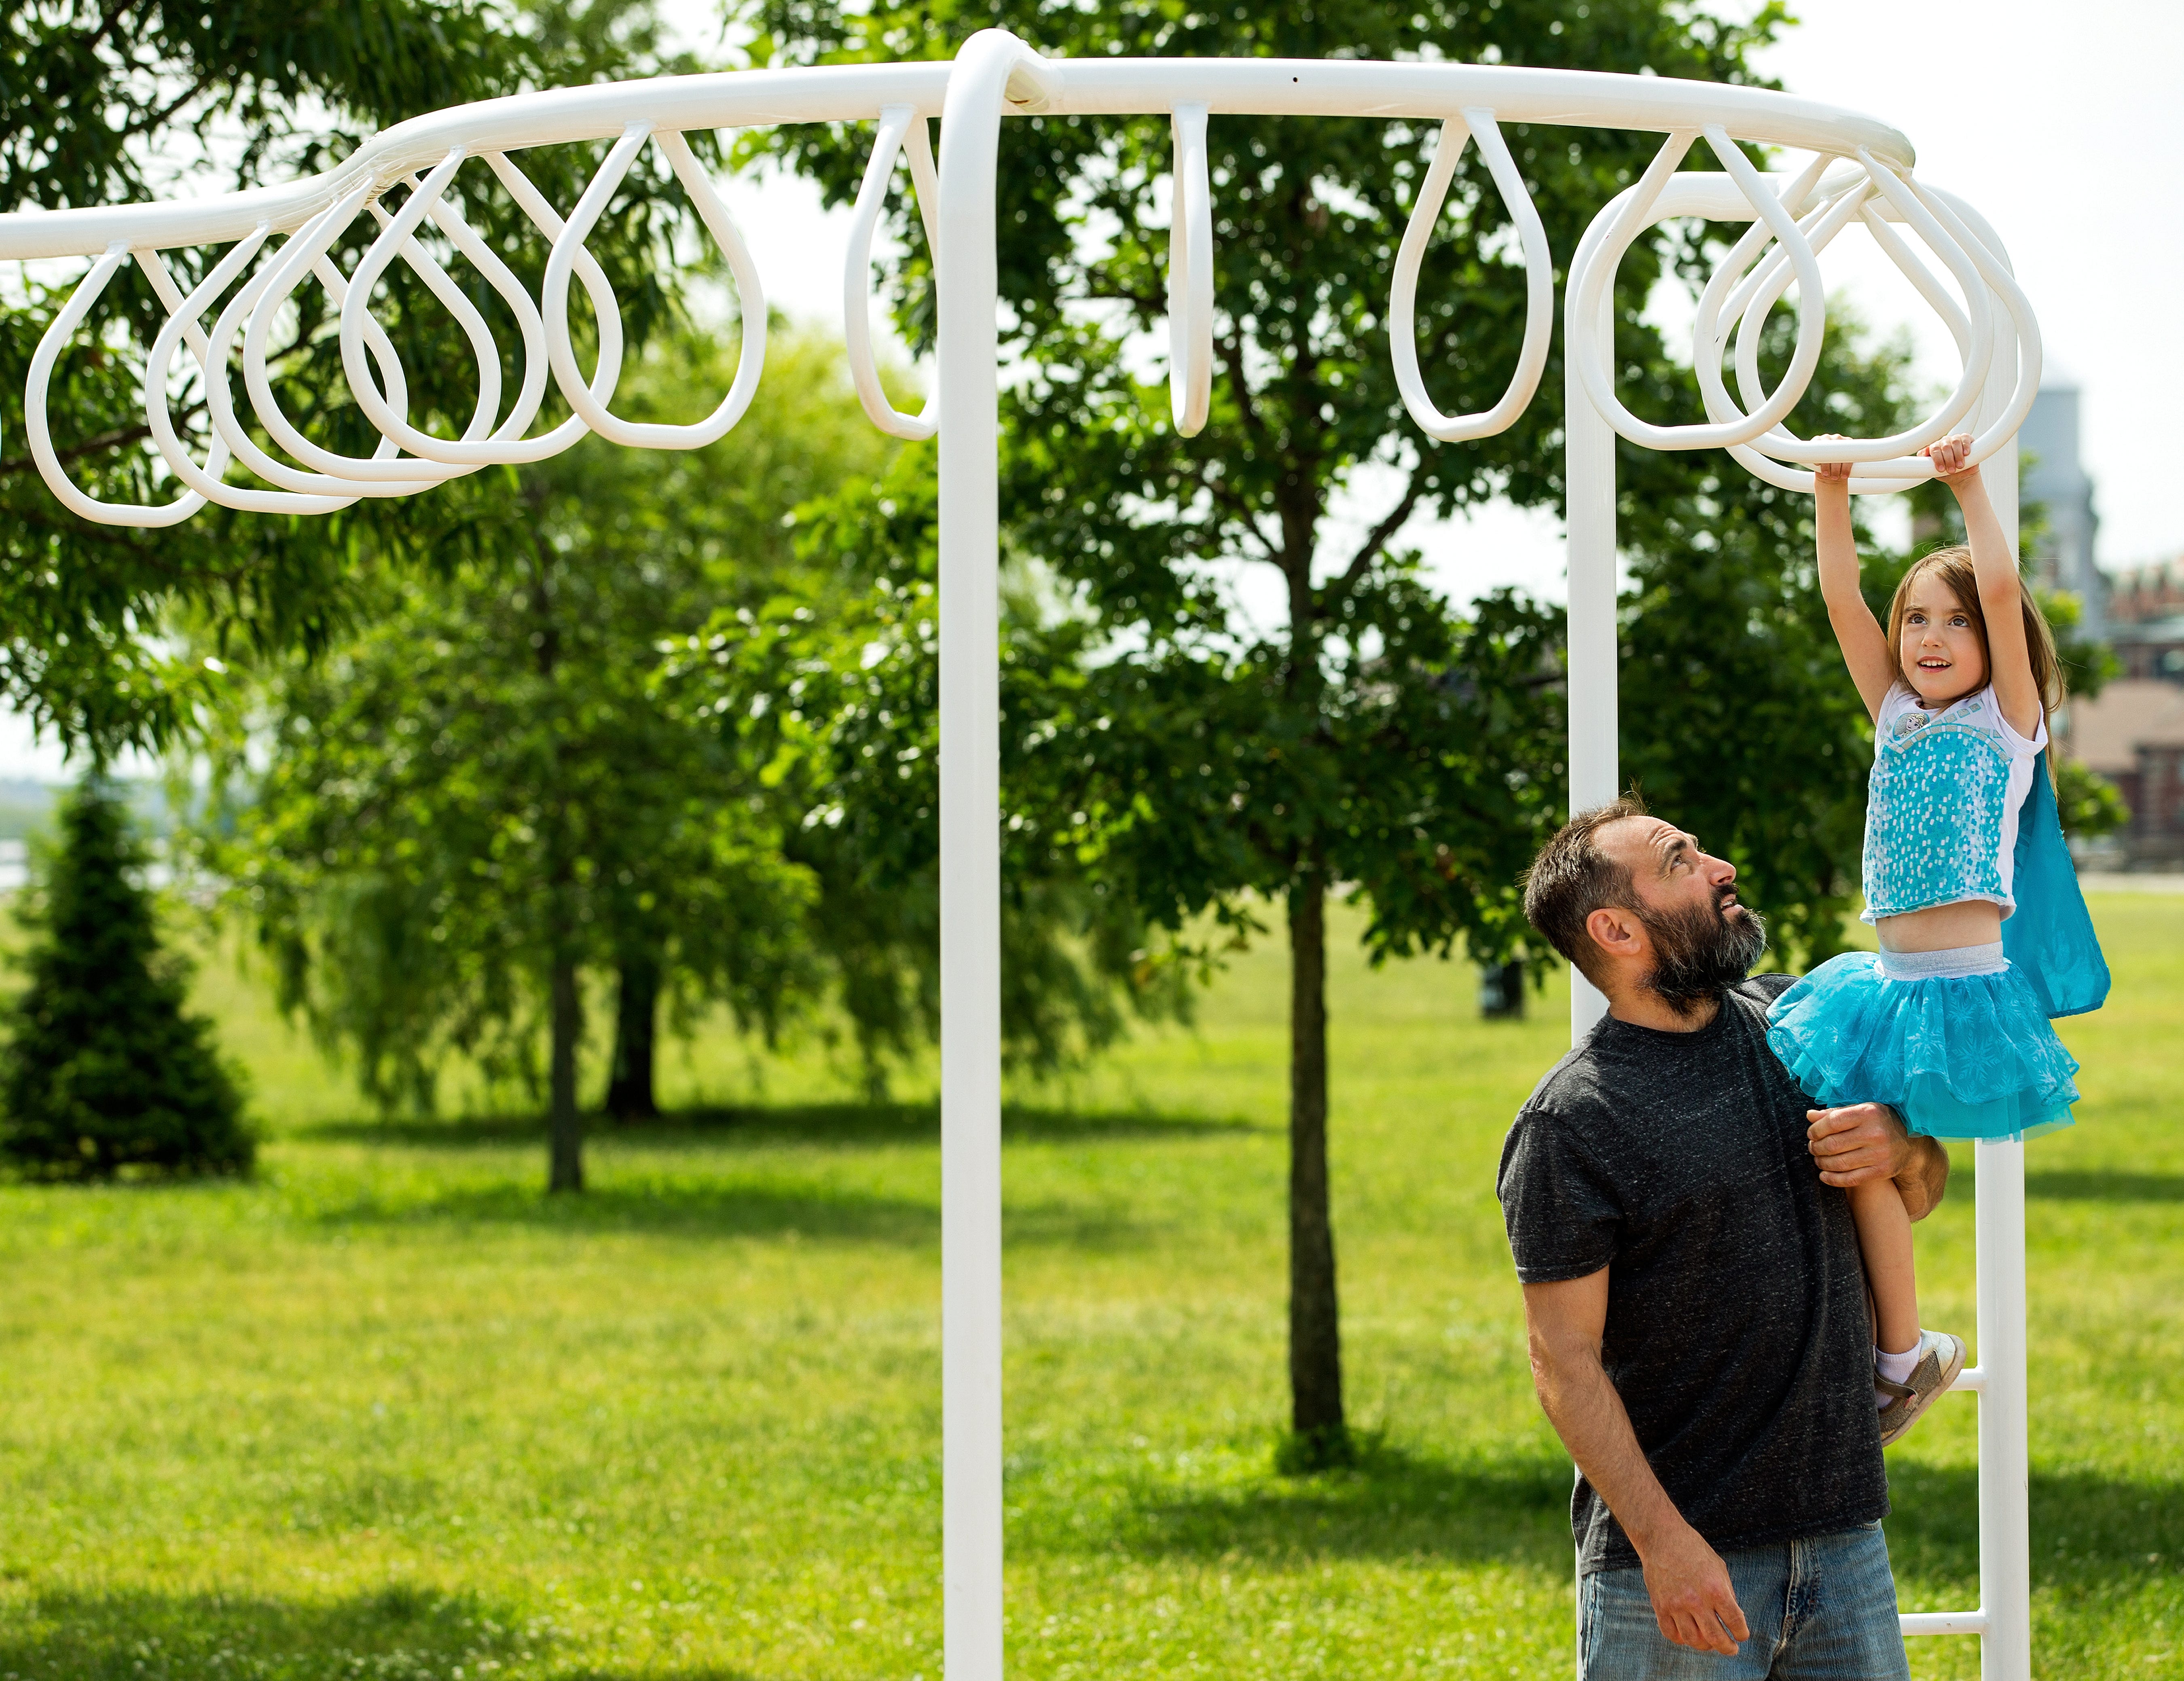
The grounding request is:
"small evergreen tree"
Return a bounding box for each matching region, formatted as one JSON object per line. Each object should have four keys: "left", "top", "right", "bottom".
{"left": 0, "top": 777, "right": 251, "bottom": 1180}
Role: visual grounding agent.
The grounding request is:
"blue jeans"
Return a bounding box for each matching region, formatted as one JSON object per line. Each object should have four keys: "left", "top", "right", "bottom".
{"left": 1579, "top": 1522, "right": 1910, "bottom": 1680}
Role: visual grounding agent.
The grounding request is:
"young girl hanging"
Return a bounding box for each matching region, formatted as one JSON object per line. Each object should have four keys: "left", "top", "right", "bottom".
{"left": 1766, "top": 431, "right": 2110, "bottom": 1446}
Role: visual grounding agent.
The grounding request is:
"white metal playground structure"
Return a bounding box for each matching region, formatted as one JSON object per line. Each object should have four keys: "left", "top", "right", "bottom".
{"left": 0, "top": 29, "right": 2046, "bottom": 1677}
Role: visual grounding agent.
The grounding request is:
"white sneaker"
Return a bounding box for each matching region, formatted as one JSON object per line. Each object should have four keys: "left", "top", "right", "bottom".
{"left": 1877, "top": 1329, "right": 1968, "bottom": 1447}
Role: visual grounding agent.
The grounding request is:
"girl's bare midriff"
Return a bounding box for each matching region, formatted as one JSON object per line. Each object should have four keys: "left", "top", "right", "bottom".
{"left": 1876, "top": 898, "right": 2004, "bottom": 953}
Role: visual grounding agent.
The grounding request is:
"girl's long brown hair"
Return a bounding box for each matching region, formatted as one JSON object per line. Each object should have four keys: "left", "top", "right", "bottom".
{"left": 1886, "top": 545, "right": 2065, "bottom": 734}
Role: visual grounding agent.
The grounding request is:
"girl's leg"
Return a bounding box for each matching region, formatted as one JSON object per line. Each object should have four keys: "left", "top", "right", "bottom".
{"left": 1848, "top": 1175, "right": 1920, "bottom": 1357}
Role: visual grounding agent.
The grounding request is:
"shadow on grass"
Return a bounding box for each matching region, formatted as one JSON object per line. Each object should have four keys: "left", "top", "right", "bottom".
{"left": 299, "top": 1101, "right": 1261, "bottom": 1152}
{"left": 315, "top": 1176, "right": 940, "bottom": 1245}
{"left": 315, "top": 1176, "right": 1187, "bottom": 1251}
{"left": 1096, "top": 1439, "right": 1579, "bottom": 1567}
{"left": 2025, "top": 1170, "right": 2184, "bottom": 1203}
{"left": 0, "top": 1583, "right": 760, "bottom": 1681}
{"left": 1090, "top": 1443, "right": 2184, "bottom": 1584}
{"left": 1870, "top": 1461, "right": 2184, "bottom": 1600}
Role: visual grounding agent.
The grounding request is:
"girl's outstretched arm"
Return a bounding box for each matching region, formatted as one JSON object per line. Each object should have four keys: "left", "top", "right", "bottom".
{"left": 1926, "top": 433, "right": 2042, "bottom": 739}
{"left": 1813, "top": 438, "right": 1896, "bottom": 723}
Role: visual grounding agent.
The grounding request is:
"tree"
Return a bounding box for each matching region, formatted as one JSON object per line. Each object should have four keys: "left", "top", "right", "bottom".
{"left": 0, "top": 777, "right": 251, "bottom": 1179}
{"left": 204, "top": 317, "right": 1177, "bottom": 1173}
{"left": 754, "top": 0, "right": 1787, "bottom": 1463}
{"left": 1, "top": 0, "right": 705, "bottom": 756}
{"left": 195, "top": 327, "right": 868, "bottom": 1187}
{"left": 657, "top": 434, "right": 1202, "bottom": 1101}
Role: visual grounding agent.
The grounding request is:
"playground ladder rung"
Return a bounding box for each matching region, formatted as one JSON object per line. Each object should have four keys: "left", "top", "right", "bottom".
{"left": 1901, "top": 1610, "right": 1989, "bottom": 1637}
{"left": 1895, "top": 1362, "right": 1988, "bottom": 1636}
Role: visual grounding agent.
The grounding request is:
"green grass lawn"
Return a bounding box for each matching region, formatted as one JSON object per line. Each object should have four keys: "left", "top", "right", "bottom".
{"left": 0, "top": 895, "right": 2179, "bottom": 1679}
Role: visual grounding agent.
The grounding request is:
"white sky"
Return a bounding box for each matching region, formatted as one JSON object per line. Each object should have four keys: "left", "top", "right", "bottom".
{"left": 5, "top": 0, "right": 2176, "bottom": 777}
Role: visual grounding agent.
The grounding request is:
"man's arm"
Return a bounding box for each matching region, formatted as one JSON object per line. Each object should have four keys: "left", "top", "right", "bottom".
{"left": 1807, "top": 1102, "right": 1950, "bottom": 1219}
{"left": 1523, "top": 1271, "right": 1749, "bottom": 1656}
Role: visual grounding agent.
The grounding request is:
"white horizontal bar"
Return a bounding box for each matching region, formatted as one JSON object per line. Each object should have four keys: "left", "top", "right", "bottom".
{"left": 1900, "top": 1609, "right": 1989, "bottom": 1637}
{"left": 1041, "top": 61, "right": 1914, "bottom": 165}
{"left": 0, "top": 59, "right": 1913, "bottom": 260}
{"left": 0, "top": 64, "right": 950, "bottom": 258}
{"left": 1952, "top": 1363, "right": 1987, "bottom": 1393}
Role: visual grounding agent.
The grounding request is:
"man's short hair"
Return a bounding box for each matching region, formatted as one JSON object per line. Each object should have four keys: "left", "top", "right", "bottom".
{"left": 1523, "top": 797, "right": 1649, "bottom": 984}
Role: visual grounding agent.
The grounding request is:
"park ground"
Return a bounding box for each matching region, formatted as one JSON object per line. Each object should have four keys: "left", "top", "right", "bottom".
{"left": 0, "top": 895, "right": 2178, "bottom": 1680}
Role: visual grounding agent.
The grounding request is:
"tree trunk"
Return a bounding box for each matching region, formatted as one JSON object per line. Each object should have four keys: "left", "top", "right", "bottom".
{"left": 605, "top": 952, "right": 661, "bottom": 1122}
{"left": 526, "top": 531, "right": 585, "bottom": 1194}
{"left": 1479, "top": 958, "right": 1527, "bottom": 1020}
{"left": 547, "top": 955, "right": 585, "bottom": 1192}
{"left": 1286, "top": 868, "right": 1347, "bottom": 1462}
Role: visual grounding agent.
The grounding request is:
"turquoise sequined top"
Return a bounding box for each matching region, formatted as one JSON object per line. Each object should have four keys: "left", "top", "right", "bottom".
{"left": 1861, "top": 682, "right": 2045, "bottom": 925}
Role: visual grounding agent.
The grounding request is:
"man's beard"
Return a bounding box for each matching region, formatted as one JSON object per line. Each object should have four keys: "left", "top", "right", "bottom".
{"left": 1638, "top": 889, "right": 1770, "bottom": 1017}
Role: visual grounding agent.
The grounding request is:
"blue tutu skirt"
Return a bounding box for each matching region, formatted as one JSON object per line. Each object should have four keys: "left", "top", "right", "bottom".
{"left": 1765, "top": 952, "right": 2080, "bottom": 1141}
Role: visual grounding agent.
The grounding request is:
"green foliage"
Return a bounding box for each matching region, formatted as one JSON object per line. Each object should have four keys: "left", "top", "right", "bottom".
{"left": 5, "top": 0, "right": 548, "bottom": 215}
{"left": 2057, "top": 758, "right": 2131, "bottom": 841}
{"left": 659, "top": 435, "right": 1200, "bottom": 1092}
{"left": 193, "top": 328, "right": 869, "bottom": 1116}
{"left": 0, "top": 778, "right": 250, "bottom": 1179}
{"left": 0, "top": 0, "right": 707, "bottom": 756}
{"left": 2036, "top": 585, "right": 2121, "bottom": 706}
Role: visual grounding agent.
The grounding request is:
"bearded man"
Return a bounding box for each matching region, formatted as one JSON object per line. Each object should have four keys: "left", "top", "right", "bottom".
{"left": 1497, "top": 799, "right": 1951, "bottom": 1680}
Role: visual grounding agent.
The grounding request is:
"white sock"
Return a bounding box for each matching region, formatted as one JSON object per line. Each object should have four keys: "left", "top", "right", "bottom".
{"left": 1874, "top": 1338, "right": 1920, "bottom": 1408}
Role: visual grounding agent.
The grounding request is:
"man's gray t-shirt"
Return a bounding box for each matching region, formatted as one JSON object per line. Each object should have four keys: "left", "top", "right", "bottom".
{"left": 1496, "top": 976, "right": 1888, "bottom": 1575}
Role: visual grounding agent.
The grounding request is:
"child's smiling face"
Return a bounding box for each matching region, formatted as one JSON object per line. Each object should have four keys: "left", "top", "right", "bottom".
{"left": 1898, "top": 576, "right": 1989, "bottom": 707}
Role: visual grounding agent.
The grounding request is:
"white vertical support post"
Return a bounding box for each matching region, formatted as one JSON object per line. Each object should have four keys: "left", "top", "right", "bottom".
{"left": 1563, "top": 253, "right": 1621, "bottom": 1676}
{"left": 1975, "top": 353, "right": 2030, "bottom": 1679}
{"left": 1564, "top": 283, "right": 1619, "bottom": 1042}
{"left": 1975, "top": 1134, "right": 2030, "bottom": 1679}
{"left": 935, "top": 29, "right": 1021, "bottom": 1681}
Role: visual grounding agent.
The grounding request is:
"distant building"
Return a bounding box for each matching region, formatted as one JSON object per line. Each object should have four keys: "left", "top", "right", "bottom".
{"left": 2078, "top": 559, "right": 2184, "bottom": 862}
{"left": 2019, "top": 384, "right": 2108, "bottom": 640}
{"left": 2104, "top": 559, "right": 2184, "bottom": 684}
{"left": 2064, "top": 680, "right": 2184, "bottom": 867}
{"left": 2026, "top": 386, "right": 2184, "bottom": 864}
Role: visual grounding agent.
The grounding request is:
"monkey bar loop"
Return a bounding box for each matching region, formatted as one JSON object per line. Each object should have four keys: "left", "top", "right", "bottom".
{"left": 0, "top": 30, "right": 2039, "bottom": 1676}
